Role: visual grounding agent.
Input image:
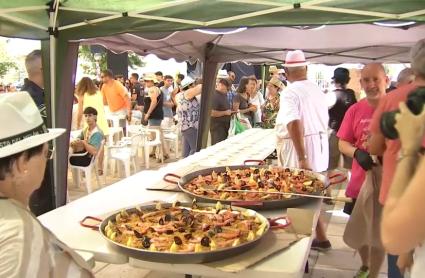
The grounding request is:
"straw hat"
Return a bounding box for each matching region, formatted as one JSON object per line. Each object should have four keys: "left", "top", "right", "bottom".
{"left": 143, "top": 73, "right": 157, "bottom": 82}
{"left": 267, "top": 77, "right": 285, "bottom": 90}
{"left": 269, "top": 65, "right": 278, "bottom": 73}
{"left": 283, "top": 50, "right": 310, "bottom": 67}
{"left": 217, "top": 69, "right": 229, "bottom": 79}
{"left": 0, "top": 92, "right": 65, "bottom": 158}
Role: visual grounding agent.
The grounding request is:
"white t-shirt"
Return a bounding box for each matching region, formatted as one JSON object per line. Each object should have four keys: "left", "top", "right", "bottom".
{"left": 275, "top": 80, "right": 329, "bottom": 172}
{"left": 249, "top": 91, "right": 265, "bottom": 124}
{"left": 276, "top": 80, "right": 328, "bottom": 138}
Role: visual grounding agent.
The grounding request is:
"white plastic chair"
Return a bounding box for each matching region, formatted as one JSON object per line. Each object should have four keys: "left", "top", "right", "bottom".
{"left": 139, "top": 128, "right": 163, "bottom": 169}
{"left": 105, "top": 134, "right": 142, "bottom": 177}
{"left": 163, "top": 126, "right": 179, "bottom": 159}
{"left": 69, "top": 140, "right": 105, "bottom": 194}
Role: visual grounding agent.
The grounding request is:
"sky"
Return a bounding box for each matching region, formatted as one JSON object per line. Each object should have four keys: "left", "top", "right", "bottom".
{"left": 0, "top": 37, "right": 40, "bottom": 56}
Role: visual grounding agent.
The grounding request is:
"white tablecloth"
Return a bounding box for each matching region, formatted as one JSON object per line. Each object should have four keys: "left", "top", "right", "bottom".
{"left": 39, "top": 129, "right": 320, "bottom": 277}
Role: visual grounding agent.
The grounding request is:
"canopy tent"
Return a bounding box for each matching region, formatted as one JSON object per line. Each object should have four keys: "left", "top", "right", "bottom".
{"left": 1, "top": 0, "right": 424, "bottom": 209}
{"left": 79, "top": 24, "right": 425, "bottom": 64}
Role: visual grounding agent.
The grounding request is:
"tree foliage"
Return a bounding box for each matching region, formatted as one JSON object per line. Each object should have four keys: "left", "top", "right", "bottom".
{"left": 0, "top": 41, "right": 17, "bottom": 79}
{"left": 78, "top": 45, "right": 145, "bottom": 76}
{"left": 0, "top": 61, "right": 17, "bottom": 79}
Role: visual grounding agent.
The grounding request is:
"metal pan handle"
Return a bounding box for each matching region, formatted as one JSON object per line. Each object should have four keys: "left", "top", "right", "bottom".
{"left": 268, "top": 216, "right": 292, "bottom": 229}
{"left": 231, "top": 201, "right": 264, "bottom": 207}
{"left": 243, "top": 160, "right": 265, "bottom": 165}
{"left": 163, "top": 173, "right": 181, "bottom": 185}
{"left": 328, "top": 173, "right": 347, "bottom": 186}
{"left": 80, "top": 216, "right": 103, "bottom": 230}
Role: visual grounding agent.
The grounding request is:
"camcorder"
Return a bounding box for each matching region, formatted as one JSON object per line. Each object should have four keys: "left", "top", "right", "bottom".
{"left": 380, "top": 87, "right": 425, "bottom": 139}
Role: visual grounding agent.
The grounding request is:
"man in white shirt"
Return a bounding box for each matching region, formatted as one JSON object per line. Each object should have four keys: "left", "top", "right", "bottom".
{"left": 275, "top": 50, "right": 329, "bottom": 172}
{"left": 275, "top": 50, "right": 331, "bottom": 251}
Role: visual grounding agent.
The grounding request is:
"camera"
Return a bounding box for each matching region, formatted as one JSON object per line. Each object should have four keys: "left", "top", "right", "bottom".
{"left": 380, "top": 87, "right": 425, "bottom": 139}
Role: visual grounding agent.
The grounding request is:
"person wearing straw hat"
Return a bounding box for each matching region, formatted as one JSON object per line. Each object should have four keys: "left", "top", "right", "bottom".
{"left": 0, "top": 92, "right": 93, "bottom": 277}
{"left": 275, "top": 50, "right": 330, "bottom": 251}
{"left": 143, "top": 73, "right": 169, "bottom": 160}
{"left": 261, "top": 77, "right": 285, "bottom": 129}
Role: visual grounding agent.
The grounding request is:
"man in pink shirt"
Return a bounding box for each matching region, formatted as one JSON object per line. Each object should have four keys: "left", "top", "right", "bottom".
{"left": 369, "top": 39, "right": 425, "bottom": 278}
{"left": 338, "top": 63, "right": 388, "bottom": 278}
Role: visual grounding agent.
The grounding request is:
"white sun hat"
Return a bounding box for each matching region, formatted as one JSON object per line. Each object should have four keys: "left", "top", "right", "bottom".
{"left": 217, "top": 69, "right": 229, "bottom": 79}
{"left": 181, "top": 76, "right": 196, "bottom": 89}
{"left": 0, "top": 92, "right": 65, "bottom": 158}
{"left": 283, "top": 50, "right": 310, "bottom": 67}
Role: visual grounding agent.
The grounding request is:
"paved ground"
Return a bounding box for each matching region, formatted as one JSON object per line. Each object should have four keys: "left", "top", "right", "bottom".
{"left": 67, "top": 156, "right": 388, "bottom": 278}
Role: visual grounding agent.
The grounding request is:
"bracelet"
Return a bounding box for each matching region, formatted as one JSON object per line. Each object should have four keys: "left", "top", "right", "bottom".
{"left": 298, "top": 154, "right": 308, "bottom": 161}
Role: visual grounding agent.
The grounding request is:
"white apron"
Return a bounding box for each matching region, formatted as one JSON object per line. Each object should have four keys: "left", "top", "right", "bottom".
{"left": 277, "top": 132, "right": 329, "bottom": 172}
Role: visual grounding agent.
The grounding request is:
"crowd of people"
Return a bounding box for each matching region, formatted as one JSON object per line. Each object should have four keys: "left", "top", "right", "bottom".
{"left": 0, "top": 35, "right": 424, "bottom": 277}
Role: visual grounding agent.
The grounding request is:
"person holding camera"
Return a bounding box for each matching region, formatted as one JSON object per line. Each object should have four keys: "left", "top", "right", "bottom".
{"left": 381, "top": 101, "right": 425, "bottom": 278}
{"left": 338, "top": 63, "right": 387, "bottom": 278}
{"left": 369, "top": 38, "right": 425, "bottom": 278}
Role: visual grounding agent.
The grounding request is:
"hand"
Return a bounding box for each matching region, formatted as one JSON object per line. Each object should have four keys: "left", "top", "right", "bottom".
{"left": 397, "top": 252, "right": 414, "bottom": 274}
{"left": 395, "top": 102, "right": 425, "bottom": 155}
{"left": 354, "top": 148, "right": 374, "bottom": 171}
{"left": 250, "top": 105, "right": 257, "bottom": 112}
{"left": 298, "top": 158, "right": 312, "bottom": 170}
{"left": 224, "top": 110, "right": 232, "bottom": 116}
{"left": 144, "top": 113, "right": 150, "bottom": 122}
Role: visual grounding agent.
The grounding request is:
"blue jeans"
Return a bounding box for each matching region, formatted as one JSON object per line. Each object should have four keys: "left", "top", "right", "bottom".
{"left": 181, "top": 127, "right": 197, "bottom": 158}
{"left": 388, "top": 254, "right": 404, "bottom": 278}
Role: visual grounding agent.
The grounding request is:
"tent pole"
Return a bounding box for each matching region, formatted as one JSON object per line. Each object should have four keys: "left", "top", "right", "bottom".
{"left": 196, "top": 43, "right": 219, "bottom": 150}
{"left": 49, "top": 1, "right": 59, "bottom": 206}
{"left": 261, "top": 64, "right": 266, "bottom": 96}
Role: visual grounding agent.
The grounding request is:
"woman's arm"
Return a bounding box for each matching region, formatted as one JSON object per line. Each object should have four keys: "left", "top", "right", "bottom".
{"left": 76, "top": 95, "right": 84, "bottom": 129}
{"left": 82, "top": 140, "right": 98, "bottom": 156}
{"left": 184, "top": 84, "right": 202, "bottom": 100}
{"left": 338, "top": 139, "right": 356, "bottom": 158}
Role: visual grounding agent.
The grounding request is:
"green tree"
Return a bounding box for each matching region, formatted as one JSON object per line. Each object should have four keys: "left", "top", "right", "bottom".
{"left": 0, "top": 41, "right": 17, "bottom": 79}
{"left": 78, "top": 45, "right": 145, "bottom": 76}
{"left": 0, "top": 61, "right": 17, "bottom": 79}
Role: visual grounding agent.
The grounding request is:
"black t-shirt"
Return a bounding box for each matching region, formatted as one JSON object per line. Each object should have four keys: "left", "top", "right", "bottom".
{"left": 21, "top": 80, "right": 47, "bottom": 123}
{"left": 144, "top": 88, "right": 164, "bottom": 120}
{"left": 211, "top": 90, "right": 230, "bottom": 123}
{"left": 131, "top": 83, "right": 144, "bottom": 106}
{"left": 328, "top": 88, "right": 357, "bottom": 131}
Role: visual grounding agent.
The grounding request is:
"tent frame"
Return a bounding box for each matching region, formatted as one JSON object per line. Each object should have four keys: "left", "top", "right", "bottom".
{"left": 3, "top": 0, "right": 425, "bottom": 36}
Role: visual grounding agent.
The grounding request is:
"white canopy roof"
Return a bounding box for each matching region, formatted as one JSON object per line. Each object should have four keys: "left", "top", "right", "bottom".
{"left": 79, "top": 23, "right": 425, "bottom": 64}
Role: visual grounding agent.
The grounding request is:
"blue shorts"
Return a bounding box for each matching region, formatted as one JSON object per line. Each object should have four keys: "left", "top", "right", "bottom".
{"left": 148, "top": 119, "right": 162, "bottom": 126}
